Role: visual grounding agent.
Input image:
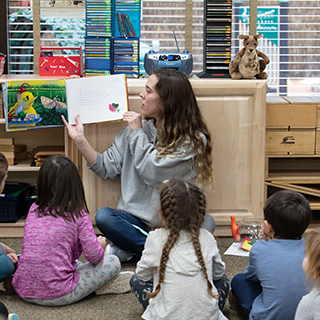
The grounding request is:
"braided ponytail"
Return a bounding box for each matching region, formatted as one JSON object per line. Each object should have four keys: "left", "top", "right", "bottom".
{"left": 148, "top": 178, "right": 218, "bottom": 300}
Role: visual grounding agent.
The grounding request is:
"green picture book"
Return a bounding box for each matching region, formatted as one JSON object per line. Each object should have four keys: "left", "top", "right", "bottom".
{"left": 2, "top": 74, "right": 128, "bottom": 132}
{"left": 2, "top": 79, "right": 68, "bottom": 132}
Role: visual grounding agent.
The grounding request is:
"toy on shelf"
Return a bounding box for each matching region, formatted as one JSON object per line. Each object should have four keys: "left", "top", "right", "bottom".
{"left": 39, "top": 47, "right": 83, "bottom": 77}
{"left": 229, "top": 34, "right": 270, "bottom": 80}
{"left": 0, "top": 53, "right": 5, "bottom": 76}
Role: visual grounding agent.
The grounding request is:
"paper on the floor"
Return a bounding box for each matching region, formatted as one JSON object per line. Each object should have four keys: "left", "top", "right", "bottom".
{"left": 223, "top": 242, "right": 250, "bottom": 257}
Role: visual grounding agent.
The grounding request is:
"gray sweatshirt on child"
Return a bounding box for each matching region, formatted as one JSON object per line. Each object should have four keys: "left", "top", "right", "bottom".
{"left": 295, "top": 286, "right": 320, "bottom": 320}
{"left": 89, "top": 119, "right": 204, "bottom": 228}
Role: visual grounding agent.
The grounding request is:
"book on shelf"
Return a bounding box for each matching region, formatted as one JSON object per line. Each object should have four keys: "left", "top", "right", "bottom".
{"left": 1, "top": 74, "right": 129, "bottom": 132}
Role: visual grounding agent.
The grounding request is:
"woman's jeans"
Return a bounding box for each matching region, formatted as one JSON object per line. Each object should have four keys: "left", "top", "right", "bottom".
{"left": 95, "top": 207, "right": 216, "bottom": 256}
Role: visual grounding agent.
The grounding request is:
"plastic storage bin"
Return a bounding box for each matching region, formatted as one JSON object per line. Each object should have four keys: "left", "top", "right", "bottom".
{"left": 0, "top": 182, "right": 30, "bottom": 222}
{"left": 25, "top": 186, "right": 37, "bottom": 211}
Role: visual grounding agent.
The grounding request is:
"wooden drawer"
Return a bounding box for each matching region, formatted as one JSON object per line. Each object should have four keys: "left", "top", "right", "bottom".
{"left": 266, "top": 128, "right": 316, "bottom": 154}
{"left": 316, "top": 128, "right": 320, "bottom": 154}
{"left": 309, "top": 96, "right": 320, "bottom": 128}
{"left": 266, "top": 96, "right": 317, "bottom": 128}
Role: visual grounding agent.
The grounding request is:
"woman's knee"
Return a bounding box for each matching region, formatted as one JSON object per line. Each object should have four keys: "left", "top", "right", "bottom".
{"left": 95, "top": 207, "right": 112, "bottom": 226}
{"left": 105, "top": 254, "right": 121, "bottom": 273}
{"left": 202, "top": 214, "right": 216, "bottom": 233}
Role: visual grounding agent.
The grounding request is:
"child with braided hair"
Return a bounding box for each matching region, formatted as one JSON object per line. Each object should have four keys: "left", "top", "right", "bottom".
{"left": 130, "top": 178, "right": 229, "bottom": 320}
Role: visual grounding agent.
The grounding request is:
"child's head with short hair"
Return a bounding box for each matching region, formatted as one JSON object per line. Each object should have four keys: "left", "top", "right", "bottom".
{"left": 263, "top": 190, "right": 312, "bottom": 240}
{"left": 303, "top": 227, "right": 320, "bottom": 287}
{"left": 147, "top": 178, "right": 218, "bottom": 300}
{"left": 0, "top": 152, "right": 8, "bottom": 194}
{"left": 36, "top": 154, "right": 88, "bottom": 222}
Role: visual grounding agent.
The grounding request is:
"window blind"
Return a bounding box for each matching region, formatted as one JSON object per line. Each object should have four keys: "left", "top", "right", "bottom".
{"left": 7, "top": 0, "right": 320, "bottom": 96}
{"left": 140, "top": 0, "right": 187, "bottom": 73}
{"left": 231, "top": 0, "right": 320, "bottom": 96}
{"left": 7, "top": 0, "right": 85, "bottom": 74}
{"left": 8, "top": 1, "right": 34, "bottom": 74}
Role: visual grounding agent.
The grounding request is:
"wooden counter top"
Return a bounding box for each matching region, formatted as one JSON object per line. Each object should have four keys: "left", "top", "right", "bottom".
{"left": 0, "top": 74, "right": 267, "bottom": 97}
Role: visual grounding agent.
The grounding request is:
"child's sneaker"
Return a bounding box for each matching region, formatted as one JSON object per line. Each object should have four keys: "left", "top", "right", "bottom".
{"left": 95, "top": 271, "right": 134, "bottom": 295}
{"left": 106, "top": 244, "right": 133, "bottom": 262}
{"left": 8, "top": 314, "right": 19, "bottom": 320}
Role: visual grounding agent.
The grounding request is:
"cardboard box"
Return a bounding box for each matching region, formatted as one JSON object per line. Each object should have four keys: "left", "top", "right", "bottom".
{"left": 266, "top": 128, "right": 316, "bottom": 154}
{"left": 266, "top": 96, "right": 317, "bottom": 128}
{"left": 39, "top": 46, "right": 83, "bottom": 77}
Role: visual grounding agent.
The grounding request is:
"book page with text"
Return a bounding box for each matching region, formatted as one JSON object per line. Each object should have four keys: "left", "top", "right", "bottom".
{"left": 65, "top": 74, "right": 128, "bottom": 125}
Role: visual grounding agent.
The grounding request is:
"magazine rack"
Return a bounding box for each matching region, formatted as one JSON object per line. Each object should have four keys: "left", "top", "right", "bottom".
{"left": 198, "top": 0, "right": 232, "bottom": 78}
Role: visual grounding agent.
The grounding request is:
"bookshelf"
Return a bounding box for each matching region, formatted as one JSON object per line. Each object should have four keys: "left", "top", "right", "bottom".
{"left": 85, "top": 0, "right": 140, "bottom": 78}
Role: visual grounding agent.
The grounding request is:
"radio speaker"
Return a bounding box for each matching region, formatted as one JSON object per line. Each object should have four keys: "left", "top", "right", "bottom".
{"left": 144, "top": 59, "right": 157, "bottom": 75}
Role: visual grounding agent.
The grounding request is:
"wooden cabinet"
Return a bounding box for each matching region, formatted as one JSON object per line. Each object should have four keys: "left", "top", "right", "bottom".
{"left": 0, "top": 76, "right": 268, "bottom": 237}
{"left": 265, "top": 96, "right": 320, "bottom": 230}
{"left": 71, "top": 77, "right": 268, "bottom": 236}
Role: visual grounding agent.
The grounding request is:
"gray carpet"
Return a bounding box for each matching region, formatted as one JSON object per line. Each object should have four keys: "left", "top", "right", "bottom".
{"left": 0, "top": 237, "right": 248, "bottom": 320}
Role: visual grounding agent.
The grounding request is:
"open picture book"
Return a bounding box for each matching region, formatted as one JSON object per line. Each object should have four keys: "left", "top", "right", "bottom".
{"left": 1, "top": 74, "right": 128, "bottom": 132}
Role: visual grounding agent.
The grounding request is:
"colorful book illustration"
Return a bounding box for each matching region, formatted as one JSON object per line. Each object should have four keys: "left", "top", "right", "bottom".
{"left": 2, "top": 74, "right": 128, "bottom": 132}
{"left": 2, "top": 79, "right": 68, "bottom": 132}
{"left": 240, "top": 236, "right": 256, "bottom": 251}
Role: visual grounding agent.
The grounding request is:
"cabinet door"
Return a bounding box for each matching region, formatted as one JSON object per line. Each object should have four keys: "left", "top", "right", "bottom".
{"left": 68, "top": 79, "right": 267, "bottom": 234}
{"left": 198, "top": 95, "right": 265, "bottom": 220}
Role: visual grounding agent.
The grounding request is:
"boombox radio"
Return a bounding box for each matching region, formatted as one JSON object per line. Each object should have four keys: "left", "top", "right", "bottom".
{"left": 144, "top": 49, "right": 193, "bottom": 76}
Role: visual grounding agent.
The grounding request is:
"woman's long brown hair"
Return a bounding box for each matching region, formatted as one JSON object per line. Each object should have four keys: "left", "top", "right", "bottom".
{"left": 152, "top": 70, "right": 213, "bottom": 186}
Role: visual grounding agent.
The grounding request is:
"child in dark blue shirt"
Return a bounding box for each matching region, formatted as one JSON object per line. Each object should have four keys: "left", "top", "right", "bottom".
{"left": 229, "top": 190, "right": 312, "bottom": 320}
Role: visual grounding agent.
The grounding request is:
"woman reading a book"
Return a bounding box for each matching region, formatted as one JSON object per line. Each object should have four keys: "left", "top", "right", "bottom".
{"left": 62, "top": 69, "right": 215, "bottom": 262}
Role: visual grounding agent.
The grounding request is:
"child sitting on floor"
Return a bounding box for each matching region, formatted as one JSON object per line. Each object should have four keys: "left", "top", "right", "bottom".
{"left": 130, "top": 178, "right": 229, "bottom": 320}
{"left": 0, "top": 152, "right": 18, "bottom": 295}
{"left": 229, "top": 189, "right": 312, "bottom": 320}
{"left": 295, "top": 227, "right": 320, "bottom": 320}
{"left": 12, "top": 154, "right": 131, "bottom": 306}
